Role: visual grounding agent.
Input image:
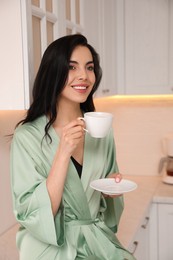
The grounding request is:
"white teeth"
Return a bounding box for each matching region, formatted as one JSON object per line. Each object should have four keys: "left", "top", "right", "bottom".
{"left": 73, "top": 86, "right": 87, "bottom": 89}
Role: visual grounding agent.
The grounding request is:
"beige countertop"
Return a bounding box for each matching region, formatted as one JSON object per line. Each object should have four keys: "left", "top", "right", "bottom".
{"left": 153, "top": 180, "right": 173, "bottom": 203}
{"left": 117, "top": 175, "right": 173, "bottom": 249}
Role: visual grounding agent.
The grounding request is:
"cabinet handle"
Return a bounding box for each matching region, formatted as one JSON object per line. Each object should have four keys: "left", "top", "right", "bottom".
{"left": 141, "top": 216, "right": 150, "bottom": 229}
{"left": 130, "top": 241, "right": 139, "bottom": 255}
{"left": 102, "top": 89, "right": 110, "bottom": 94}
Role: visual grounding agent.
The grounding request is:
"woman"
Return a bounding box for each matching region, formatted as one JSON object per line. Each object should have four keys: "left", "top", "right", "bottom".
{"left": 10, "top": 34, "right": 135, "bottom": 259}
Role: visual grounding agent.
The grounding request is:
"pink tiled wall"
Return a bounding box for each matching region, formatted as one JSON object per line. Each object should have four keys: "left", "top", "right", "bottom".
{"left": 0, "top": 110, "right": 25, "bottom": 235}
{"left": 94, "top": 96, "right": 173, "bottom": 176}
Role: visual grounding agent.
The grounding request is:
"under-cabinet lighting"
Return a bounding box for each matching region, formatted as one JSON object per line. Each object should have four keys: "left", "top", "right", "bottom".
{"left": 94, "top": 94, "right": 173, "bottom": 102}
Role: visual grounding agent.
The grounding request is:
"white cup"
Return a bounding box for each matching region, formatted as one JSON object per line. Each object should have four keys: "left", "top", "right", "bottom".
{"left": 79, "top": 112, "right": 113, "bottom": 138}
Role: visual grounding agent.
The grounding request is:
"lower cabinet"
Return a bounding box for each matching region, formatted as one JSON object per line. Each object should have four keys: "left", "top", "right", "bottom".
{"left": 158, "top": 203, "right": 173, "bottom": 260}
{"left": 128, "top": 208, "right": 151, "bottom": 260}
{"left": 125, "top": 202, "right": 173, "bottom": 259}
{"left": 150, "top": 202, "right": 173, "bottom": 260}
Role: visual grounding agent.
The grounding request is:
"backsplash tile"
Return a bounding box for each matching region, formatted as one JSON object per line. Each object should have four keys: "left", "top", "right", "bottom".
{"left": 94, "top": 96, "right": 173, "bottom": 176}
{"left": 0, "top": 110, "right": 25, "bottom": 235}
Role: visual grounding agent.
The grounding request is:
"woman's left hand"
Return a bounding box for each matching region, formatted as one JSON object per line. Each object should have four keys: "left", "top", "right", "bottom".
{"left": 103, "top": 173, "right": 123, "bottom": 198}
{"left": 108, "top": 172, "right": 122, "bottom": 183}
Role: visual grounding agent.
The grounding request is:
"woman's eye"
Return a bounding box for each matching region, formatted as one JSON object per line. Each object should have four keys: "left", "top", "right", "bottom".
{"left": 87, "top": 66, "right": 94, "bottom": 71}
{"left": 69, "top": 65, "right": 76, "bottom": 70}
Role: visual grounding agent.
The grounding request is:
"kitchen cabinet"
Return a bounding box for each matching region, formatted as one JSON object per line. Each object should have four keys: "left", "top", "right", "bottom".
{"left": 148, "top": 203, "right": 158, "bottom": 260}
{"left": 127, "top": 198, "right": 173, "bottom": 260}
{"left": 116, "top": 0, "right": 173, "bottom": 95}
{"left": 83, "top": 0, "right": 117, "bottom": 97}
{"left": 149, "top": 203, "right": 173, "bottom": 260}
{"left": 158, "top": 203, "right": 173, "bottom": 260}
{"left": 0, "top": 0, "right": 84, "bottom": 109}
{"left": 2, "top": 0, "right": 116, "bottom": 109}
{"left": 1, "top": 0, "right": 172, "bottom": 110}
{"left": 117, "top": 177, "right": 173, "bottom": 260}
{"left": 0, "top": 0, "right": 26, "bottom": 109}
{"left": 83, "top": 0, "right": 173, "bottom": 96}
{"left": 128, "top": 208, "right": 151, "bottom": 260}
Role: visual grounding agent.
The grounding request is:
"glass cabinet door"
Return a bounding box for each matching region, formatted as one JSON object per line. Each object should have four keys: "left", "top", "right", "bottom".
{"left": 21, "top": 0, "right": 84, "bottom": 108}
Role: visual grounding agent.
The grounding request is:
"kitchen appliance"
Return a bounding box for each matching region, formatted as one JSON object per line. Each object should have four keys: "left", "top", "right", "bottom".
{"left": 159, "top": 135, "right": 173, "bottom": 184}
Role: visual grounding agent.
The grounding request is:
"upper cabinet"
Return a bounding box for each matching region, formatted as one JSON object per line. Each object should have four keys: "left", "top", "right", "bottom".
{"left": 122, "top": 0, "right": 173, "bottom": 95}
{"left": 0, "top": 0, "right": 25, "bottom": 109}
{"left": 83, "top": 0, "right": 173, "bottom": 96}
{"left": 83, "top": 0, "right": 117, "bottom": 97}
{"left": 1, "top": 0, "right": 173, "bottom": 109}
{"left": 0, "top": 0, "right": 84, "bottom": 110}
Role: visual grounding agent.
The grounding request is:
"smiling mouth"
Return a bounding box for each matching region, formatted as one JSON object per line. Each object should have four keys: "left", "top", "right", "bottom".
{"left": 72, "top": 86, "right": 89, "bottom": 92}
{"left": 72, "top": 86, "right": 88, "bottom": 90}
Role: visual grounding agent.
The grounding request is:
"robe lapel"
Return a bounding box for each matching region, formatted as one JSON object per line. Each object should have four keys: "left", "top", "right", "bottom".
{"left": 45, "top": 122, "right": 92, "bottom": 219}
{"left": 39, "top": 117, "right": 104, "bottom": 220}
{"left": 81, "top": 133, "right": 108, "bottom": 203}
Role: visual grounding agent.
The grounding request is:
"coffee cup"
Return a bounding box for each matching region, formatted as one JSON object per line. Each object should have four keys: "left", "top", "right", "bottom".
{"left": 79, "top": 112, "right": 113, "bottom": 138}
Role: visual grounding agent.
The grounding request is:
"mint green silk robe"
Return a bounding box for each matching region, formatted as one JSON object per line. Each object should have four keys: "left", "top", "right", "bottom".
{"left": 10, "top": 116, "right": 135, "bottom": 260}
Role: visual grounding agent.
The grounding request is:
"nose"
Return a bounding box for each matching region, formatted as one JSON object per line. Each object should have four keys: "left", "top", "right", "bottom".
{"left": 78, "top": 67, "right": 87, "bottom": 80}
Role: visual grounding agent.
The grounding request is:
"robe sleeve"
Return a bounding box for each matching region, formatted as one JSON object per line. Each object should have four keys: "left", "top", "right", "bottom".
{"left": 10, "top": 128, "right": 65, "bottom": 246}
{"left": 103, "top": 129, "right": 124, "bottom": 233}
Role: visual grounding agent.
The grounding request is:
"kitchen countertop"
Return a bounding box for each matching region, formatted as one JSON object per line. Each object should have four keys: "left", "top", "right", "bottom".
{"left": 117, "top": 175, "right": 173, "bottom": 249}
{"left": 153, "top": 179, "right": 173, "bottom": 203}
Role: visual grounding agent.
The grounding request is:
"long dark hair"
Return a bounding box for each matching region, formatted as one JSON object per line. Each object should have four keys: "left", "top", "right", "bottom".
{"left": 17, "top": 34, "right": 102, "bottom": 139}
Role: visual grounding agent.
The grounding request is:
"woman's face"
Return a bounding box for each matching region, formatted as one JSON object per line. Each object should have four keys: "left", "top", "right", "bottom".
{"left": 60, "top": 45, "right": 96, "bottom": 104}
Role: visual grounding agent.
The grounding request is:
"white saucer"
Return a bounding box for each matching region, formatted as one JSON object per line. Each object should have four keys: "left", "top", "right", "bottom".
{"left": 90, "top": 178, "right": 137, "bottom": 195}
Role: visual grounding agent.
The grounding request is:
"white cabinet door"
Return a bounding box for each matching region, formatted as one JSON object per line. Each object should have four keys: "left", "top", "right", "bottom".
{"left": 122, "top": 0, "right": 173, "bottom": 95}
{"left": 0, "top": 0, "right": 25, "bottom": 109}
{"left": 83, "top": 0, "right": 116, "bottom": 98}
{"left": 84, "top": 0, "right": 173, "bottom": 96}
{"left": 0, "top": 0, "right": 85, "bottom": 109}
{"left": 128, "top": 211, "right": 150, "bottom": 260}
{"left": 149, "top": 203, "right": 158, "bottom": 260}
{"left": 97, "top": 0, "right": 117, "bottom": 97}
{"left": 158, "top": 204, "right": 173, "bottom": 260}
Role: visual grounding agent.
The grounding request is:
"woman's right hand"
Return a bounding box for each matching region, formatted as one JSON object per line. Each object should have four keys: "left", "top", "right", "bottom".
{"left": 58, "top": 118, "right": 85, "bottom": 157}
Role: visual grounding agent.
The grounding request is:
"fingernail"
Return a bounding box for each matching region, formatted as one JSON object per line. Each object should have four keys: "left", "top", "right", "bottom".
{"left": 115, "top": 177, "right": 120, "bottom": 183}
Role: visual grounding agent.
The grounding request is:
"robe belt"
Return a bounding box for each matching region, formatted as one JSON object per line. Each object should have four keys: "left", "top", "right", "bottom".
{"left": 65, "top": 218, "right": 100, "bottom": 226}
{"left": 65, "top": 218, "right": 122, "bottom": 247}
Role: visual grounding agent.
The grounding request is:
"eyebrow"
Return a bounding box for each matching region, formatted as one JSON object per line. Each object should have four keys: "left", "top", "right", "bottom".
{"left": 69, "top": 60, "right": 94, "bottom": 65}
